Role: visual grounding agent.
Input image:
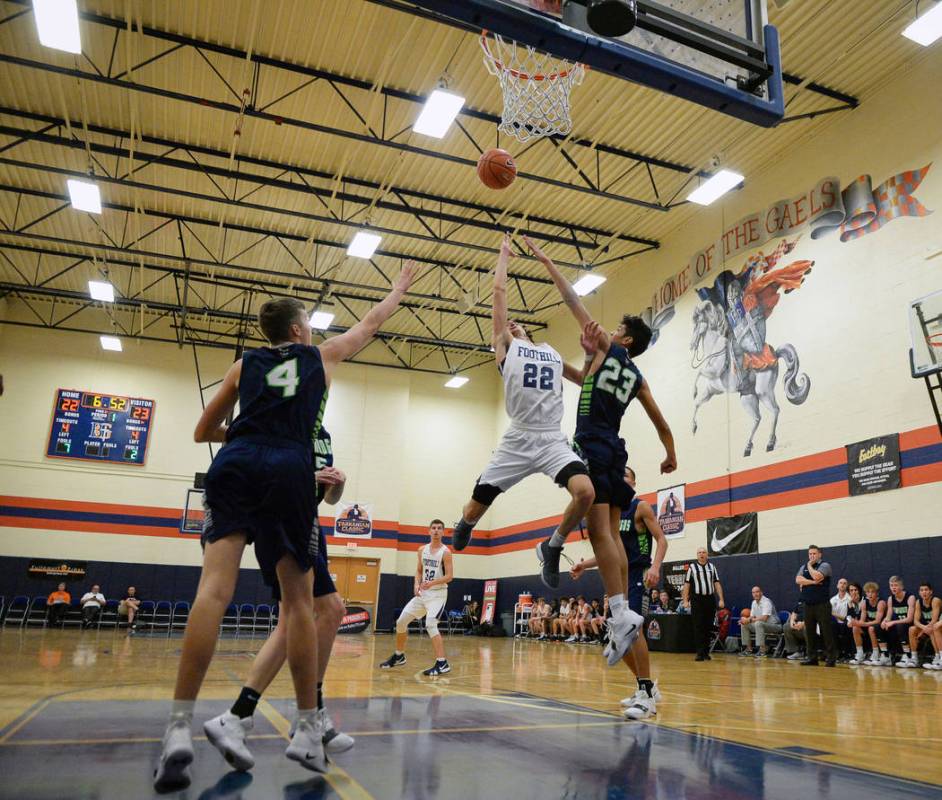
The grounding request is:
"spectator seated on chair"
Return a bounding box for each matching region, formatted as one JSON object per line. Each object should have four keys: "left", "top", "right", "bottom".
{"left": 46, "top": 583, "right": 71, "bottom": 626}
{"left": 655, "top": 590, "right": 674, "bottom": 614}
{"left": 588, "top": 599, "right": 605, "bottom": 642}
{"left": 783, "top": 602, "right": 807, "bottom": 659}
{"left": 551, "top": 597, "right": 574, "bottom": 641}
{"left": 564, "top": 597, "right": 586, "bottom": 643}
{"left": 877, "top": 576, "right": 916, "bottom": 667}
{"left": 462, "top": 600, "right": 480, "bottom": 633}
{"left": 855, "top": 582, "right": 886, "bottom": 665}
{"left": 909, "top": 582, "right": 942, "bottom": 670}
{"left": 80, "top": 584, "right": 106, "bottom": 629}
{"left": 118, "top": 586, "right": 142, "bottom": 631}
{"left": 528, "top": 597, "right": 551, "bottom": 639}
{"left": 830, "top": 577, "right": 853, "bottom": 659}
{"left": 739, "top": 586, "right": 782, "bottom": 658}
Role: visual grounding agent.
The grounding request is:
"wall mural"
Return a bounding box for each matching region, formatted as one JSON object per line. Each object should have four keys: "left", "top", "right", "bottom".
{"left": 690, "top": 239, "right": 812, "bottom": 456}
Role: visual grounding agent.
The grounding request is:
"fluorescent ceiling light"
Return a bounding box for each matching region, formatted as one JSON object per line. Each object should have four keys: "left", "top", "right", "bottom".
{"left": 310, "top": 310, "right": 335, "bottom": 330}
{"left": 33, "top": 0, "right": 82, "bottom": 53}
{"left": 686, "top": 169, "right": 744, "bottom": 205}
{"left": 99, "top": 335, "right": 122, "bottom": 352}
{"left": 444, "top": 375, "right": 469, "bottom": 389}
{"left": 902, "top": 2, "right": 942, "bottom": 45}
{"left": 413, "top": 89, "right": 465, "bottom": 138}
{"left": 88, "top": 280, "right": 115, "bottom": 302}
{"left": 572, "top": 274, "right": 606, "bottom": 297}
{"left": 347, "top": 231, "right": 382, "bottom": 259}
{"left": 67, "top": 179, "right": 102, "bottom": 214}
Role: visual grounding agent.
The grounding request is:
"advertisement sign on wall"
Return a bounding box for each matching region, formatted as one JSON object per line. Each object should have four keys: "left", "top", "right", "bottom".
{"left": 656, "top": 485, "right": 686, "bottom": 539}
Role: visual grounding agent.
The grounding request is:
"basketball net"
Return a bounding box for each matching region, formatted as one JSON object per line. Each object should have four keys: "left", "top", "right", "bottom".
{"left": 481, "top": 31, "right": 585, "bottom": 143}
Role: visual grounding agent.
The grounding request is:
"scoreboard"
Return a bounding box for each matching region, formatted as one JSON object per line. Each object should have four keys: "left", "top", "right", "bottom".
{"left": 46, "top": 389, "right": 156, "bottom": 466}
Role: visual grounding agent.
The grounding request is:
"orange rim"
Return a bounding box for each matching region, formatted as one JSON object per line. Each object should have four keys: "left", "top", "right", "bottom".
{"left": 930, "top": 333, "right": 942, "bottom": 347}
{"left": 481, "top": 30, "right": 585, "bottom": 81}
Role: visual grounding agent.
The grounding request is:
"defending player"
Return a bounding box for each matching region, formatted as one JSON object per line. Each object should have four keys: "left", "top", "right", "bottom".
{"left": 202, "top": 427, "right": 354, "bottom": 773}
{"left": 153, "top": 264, "right": 414, "bottom": 792}
{"left": 450, "top": 236, "right": 595, "bottom": 558}
{"left": 380, "top": 520, "right": 454, "bottom": 675}
{"left": 571, "top": 466, "right": 668, "bottom": 718}
{"left": 526, "top": 237, "right": 676, "bottom": 667}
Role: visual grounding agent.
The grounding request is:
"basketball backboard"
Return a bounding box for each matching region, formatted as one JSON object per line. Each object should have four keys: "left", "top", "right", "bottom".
{"left": 909, "top": 289, "right": 942, "bottom": 378}
{"left": 408, "top": 0, "right": 783, "bottom": 126}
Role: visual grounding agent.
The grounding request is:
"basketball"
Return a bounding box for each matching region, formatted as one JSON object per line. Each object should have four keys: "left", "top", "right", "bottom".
{"left": 477, "top": 148, "right": 517, "bottom": 190}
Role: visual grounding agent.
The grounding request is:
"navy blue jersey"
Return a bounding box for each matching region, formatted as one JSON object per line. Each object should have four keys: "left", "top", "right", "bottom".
{"left": 313, "top": 427, "right": 333, "bottom": 504}
{"left": 227, "top": 344, "right": 328, "bottom": 447}
{"left": 576, "top": 342, "right": 642, "bottom": 437}
{"left": 864, "top": 599, "right": 879, "bottom": 622}
{"left": 619, "top": 498, "right": 652, "bottom": 568}
{"left": 918, "top": 598, "right": 935, "bottom": 624}
{"left": 888, "top": 592, "right": 913, "bottom": 621}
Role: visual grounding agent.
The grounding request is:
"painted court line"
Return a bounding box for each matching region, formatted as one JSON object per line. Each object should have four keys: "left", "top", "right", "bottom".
{"left": 0, "top": 733, "right": 285, "bottom": 747}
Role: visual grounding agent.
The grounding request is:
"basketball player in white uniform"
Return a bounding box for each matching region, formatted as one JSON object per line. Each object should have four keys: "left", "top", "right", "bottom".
{"left": 451, "top": 236, "right": 595, "bottom": 579}
{"left": 380, "top": 520, "right": 453, "bottom": 676}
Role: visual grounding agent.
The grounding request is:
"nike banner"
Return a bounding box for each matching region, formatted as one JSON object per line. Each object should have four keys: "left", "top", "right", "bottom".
{"left": 707, "top": 512, "right": 758, "bottom": 556}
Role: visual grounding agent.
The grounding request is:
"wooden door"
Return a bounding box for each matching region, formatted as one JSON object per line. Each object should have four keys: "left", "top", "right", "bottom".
{"left": 346, "top": 558, "right": 380, "bottom": 605}
{"left": 327, "top": 557, "right": 350, "bottom": 599}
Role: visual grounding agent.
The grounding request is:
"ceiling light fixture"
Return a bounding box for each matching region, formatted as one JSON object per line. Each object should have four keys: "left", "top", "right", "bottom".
{"left": 686, "top": 169, "right": 744, "bottom": 205}
{"left": 444, "top": 375, "right": 469, "bottom": 389}
{"left": 572, "top": 274, "right": 607, "bottom": 297}
{"left": 310, "top": 310, "right": 335, "bottom": 330}
{"left": 33, "top": 0, "right": 82, "bottom": 53}
{"left": 413, "top": 89, "right": 465, "bottom": 138}
{"left": 347, "top": 231, "right": 382, "bottom": 259}
{"left": 902, "top": 1, "right": 942, "bottom": 45}
{"left": 99, "top": 335, "right": 122, "bottom": 352}
{"left": 88, "top": 280, "right": 115, "bottom": 302}
{"left": 67, "top": 179, "right": 102, "bottom": 214}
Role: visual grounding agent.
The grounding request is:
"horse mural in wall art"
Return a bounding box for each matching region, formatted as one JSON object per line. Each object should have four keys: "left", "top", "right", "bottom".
{"left": 689, "top": 239, "right": 813, "bottom": 457}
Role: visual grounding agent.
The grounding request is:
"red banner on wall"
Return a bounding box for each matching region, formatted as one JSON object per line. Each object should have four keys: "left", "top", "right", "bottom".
{"left": 481, "top": 579, "right": 498, "bottom": 624}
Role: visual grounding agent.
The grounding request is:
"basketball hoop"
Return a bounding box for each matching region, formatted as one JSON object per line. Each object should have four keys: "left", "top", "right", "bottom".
{"left": 931, "top": 333, "right": 942, "bottom": 347}
{"left": 480, "top": 31, "right": 586, "bottom": 143}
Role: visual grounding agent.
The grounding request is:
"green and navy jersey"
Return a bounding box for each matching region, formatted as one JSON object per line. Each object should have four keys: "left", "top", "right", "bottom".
{"left": 887, "top": 592, "right": 913, "bottom": 621}
{"left": 313, "top": 427, "right": 333, "bottom": 504}
{"left": 227, "top": 344, "right": 328, "bottom": 448}
{"left": 576, "top": 342, "right": 642, "bottom": 437}
{"left": 918, "top": 598, "right": 936, "bottom": 624}
{"left": 619, "top": 498, "right": 652, "bottom": 568}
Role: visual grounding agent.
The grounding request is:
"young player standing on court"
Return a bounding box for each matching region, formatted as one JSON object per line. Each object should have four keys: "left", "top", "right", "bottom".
{"left": 451, "top": 236, "right": 595, "bottom": 556}
{"left": 154, "top": 264, "right": 415, "bottom": 792}
{"left": 380, "top": 520, "right": 453, "bottom": 675}
{"left": 570, "top": 466, "right": 668, "bottom": 718}
{"left": 202, "top": 427, "right": 354, "bottom": 774}
{"left": 526, "top": 236, "right": 677, "bottom": 668}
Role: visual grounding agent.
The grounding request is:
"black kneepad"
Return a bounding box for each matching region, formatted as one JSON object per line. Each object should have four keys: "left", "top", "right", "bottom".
{"left": 471, "top": 480, "right": 502, "bottom": 505}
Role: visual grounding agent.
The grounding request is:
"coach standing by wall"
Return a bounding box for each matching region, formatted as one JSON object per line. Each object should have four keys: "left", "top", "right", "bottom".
{"left": 682, "top": 547, "right": 725, "bottom": 661}
{"left": 796, "top": 545, "right": 837, "bottom": 667}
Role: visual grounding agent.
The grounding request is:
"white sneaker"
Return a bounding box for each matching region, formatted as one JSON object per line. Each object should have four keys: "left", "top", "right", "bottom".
{"left": 285, "top": 717, "right": 328, "bottom": 774}
{"left": 896, "top": 655, "right": 916, "bottom": 669}
{"left": 203, "top": 711, "right": 254, "bottom": 771}
{"left": 622, "top": 690, "right": 656, "bottom": 721}
{"left": 621, "top": 681, "right": 662, "bottom": 708}
{"left": 787, "top": 652, "right": 804, "bottom": 660}
{"left": 565, "top": 635, "right": 578, "bottom": 643}
{"left": 877, "top": 653, "right": 892, "bottom": 666}
{"left": 923, "top": 657, "right": 942, "bottom": 670}
{"left": 848, "top": 655, "right": 867, "bottom": 665}
{"left": 153, "top": 719, "right": 194, "bottom": 793}
{"left": 603, "top": 609, "right": 644, "bottom": 667}
{"left": 319, "top": 708, "right": 355, "bottom": 754}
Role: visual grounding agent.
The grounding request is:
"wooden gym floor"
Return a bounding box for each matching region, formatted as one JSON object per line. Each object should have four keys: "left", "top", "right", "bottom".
{"left": 1, "top": 628, "right": 940, "bottom": 799}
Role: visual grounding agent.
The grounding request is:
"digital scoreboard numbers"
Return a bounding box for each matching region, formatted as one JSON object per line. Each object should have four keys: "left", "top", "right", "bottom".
{"left": 46, "top": 389, "right": 155, "bottom": 466}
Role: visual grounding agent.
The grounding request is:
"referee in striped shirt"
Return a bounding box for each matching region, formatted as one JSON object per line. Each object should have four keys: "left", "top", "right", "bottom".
{"left": 682, "top": 547, "right": 726, "bottom": 661}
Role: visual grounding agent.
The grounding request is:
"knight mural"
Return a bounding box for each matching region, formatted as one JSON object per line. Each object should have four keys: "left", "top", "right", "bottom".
{"left": 689, "top": 239, "right": 813, "bottom": 456}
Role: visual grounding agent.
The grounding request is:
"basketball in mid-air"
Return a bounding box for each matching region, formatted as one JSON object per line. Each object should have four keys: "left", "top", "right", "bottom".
{"left": 477, "top": 148, "right": 517, "bottom": 190}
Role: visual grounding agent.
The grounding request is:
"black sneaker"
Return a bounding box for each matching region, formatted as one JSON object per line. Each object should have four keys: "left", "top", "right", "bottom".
{"left": 380, "top": 652, "right": 406, "bottom": 669}
{"left": 536, "top": 539, "right": 563, "bottom": 589}
{"left": 451, "top": 518, "right": 474, "bottom": 552}
{"left": 423, "top": 660, "right": 450, "bottom": 676}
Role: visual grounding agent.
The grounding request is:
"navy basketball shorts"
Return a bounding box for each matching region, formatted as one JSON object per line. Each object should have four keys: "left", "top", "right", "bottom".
{"left": 573, "top": 432, "right": 635, "bottom": 509}
{"left": 202, "top": 436, "right": 317, "bottom": 589}
{"left": 628, "top": 564, "right": 649, "bottom": 615}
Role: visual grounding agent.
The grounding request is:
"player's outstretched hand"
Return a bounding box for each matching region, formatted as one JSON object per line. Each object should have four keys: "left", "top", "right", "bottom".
{"left": 644, "top": 565, "right": 660, "bottom": 588}
{"left": 660, "top": 453, "right": 677, "bottom": 474}
{"left": 580, "top": 321, "right": 601, "bottom": 355}
{"left": 395, "top": 260, "right": 417, "bottom": 293}
{"left": 569, "top": 559, "right": 585, "bottom": 580}
{"left": 522, "top": 235, "right": 550, "bottom": 264}
{"left": 500, "top": 235, "right": 514, "bottom": 257}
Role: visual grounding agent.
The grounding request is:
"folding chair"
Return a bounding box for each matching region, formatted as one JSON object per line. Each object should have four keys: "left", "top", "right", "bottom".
{"left": 25, "top": 596, "right": 49, "bottom": 628}
{"left": 446, "top": 609, "right": 464, "bottom": 634}
{"left": 770, "top": 611, "right": 790, "bottom": 657}
{"left": 238, "top": 604, "right": 256, "bottom": 634}
{"left": 152, "top": 600, "right": 173, "bottom": 632}
{"left": 221, "top": 603, "right": 240, "bottom": 632}
{"left": 3, "top": 596, "right": 30, "bottom": 627}
{"left": 98, "top": 599, "right": 120, "bottom": 629}
{"left": 137, "top": 600, "right": 156, "bottom": 629}
{"left": 254, "top": 604, "right": 272, "bottom": 633}
{"left": 171, "top": 601, "right": 190, "bottom": 630}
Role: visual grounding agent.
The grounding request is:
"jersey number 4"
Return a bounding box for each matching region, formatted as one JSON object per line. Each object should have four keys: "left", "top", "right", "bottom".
{"left": 522, "top": 363, "right": 554, "bottom": 390}
{"left": 266, "top": 358, "right": 300, "bottom": 398}
{"left": 596, "top": 357, "right": 637, "bottom": 403}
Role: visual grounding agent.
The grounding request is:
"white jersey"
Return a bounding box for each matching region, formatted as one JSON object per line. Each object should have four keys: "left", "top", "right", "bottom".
{"left": 421, "top": 543, "right": 448, "bottom": 596}
{"left": 500, "top": 339, "right": 565, "bottom": 430}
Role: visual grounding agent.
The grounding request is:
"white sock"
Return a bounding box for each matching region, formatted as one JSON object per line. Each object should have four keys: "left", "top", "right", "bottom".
{"left": 609, "top": 594, "right": 626, "bottom": 615}
{"left": 856, "top": 647, "right": 864, "bottom": 659}
{"left": 296, "top": 707, "right": 316, "bottom": 727}
{"left": 395, "top": 650, "right": 404, "bottom": 656}
{"left": 170, "top": 700, "right": 195, "bottom": 723}
{"left": 548, "top": 529, "right": 567, "bottom": 548}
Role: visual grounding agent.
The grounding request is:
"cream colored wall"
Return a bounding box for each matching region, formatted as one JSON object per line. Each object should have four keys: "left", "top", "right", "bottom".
{"left": 0, "top": 321, "right": 501, "bottom": 577}
{"left": 483, "top": 46, "right": 942, "bottom": 576}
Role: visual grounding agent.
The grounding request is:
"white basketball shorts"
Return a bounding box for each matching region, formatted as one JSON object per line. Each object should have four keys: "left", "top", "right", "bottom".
{"left": 478, "top": 427, "right": 583, "bottom": 492}
{"left": 400, "top": 592, "right": 447, "bottom": 621}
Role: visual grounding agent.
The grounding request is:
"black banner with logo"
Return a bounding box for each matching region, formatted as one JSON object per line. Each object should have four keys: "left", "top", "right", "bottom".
{"left": 846, "top": 433, "right": 901, "bottom": 496}
{"left": 707, "top": 512, "right": 759, "bottom": 556}
{"left": 28, "top": 559, "right": 87, "bottom": 580}
{"left": 664, "top": 562, "right": 689, "bottom": 600}
{"left": 338, "top": 606, "right": 371, "bottom": 634}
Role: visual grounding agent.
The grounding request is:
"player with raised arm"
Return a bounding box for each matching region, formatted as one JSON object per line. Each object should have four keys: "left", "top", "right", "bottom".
{"left": 570, "top": 466, "right": 668, "bottom": 718}
{"left": 451, "top": 236, "right": 595, "bottom": 560}
{"left": 153, "top": 264, "right": 414, "bottom": 792}
{"left": 525, "top": 236, "right": 676, "bottom": 668}
{"left": 380, "top": 520, "right": 454, "bottom": 675}
{"left": 202, "top": 426, "right": 355, "bottom": 774}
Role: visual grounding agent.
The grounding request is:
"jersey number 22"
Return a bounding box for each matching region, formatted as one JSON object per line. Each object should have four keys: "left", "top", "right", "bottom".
{"left": 523, "top": 363, "right": 554, "bottom": 390}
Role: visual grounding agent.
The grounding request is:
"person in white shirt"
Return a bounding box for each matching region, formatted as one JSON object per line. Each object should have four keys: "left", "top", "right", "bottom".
{"left": 80, "top": 584, "right": 106, "bottom": 628}
{"left": 830, "top": 577, "right": 853, "bottom": 658}
{"left": 739, "top": 586, "right": 781, "bottom": 658}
